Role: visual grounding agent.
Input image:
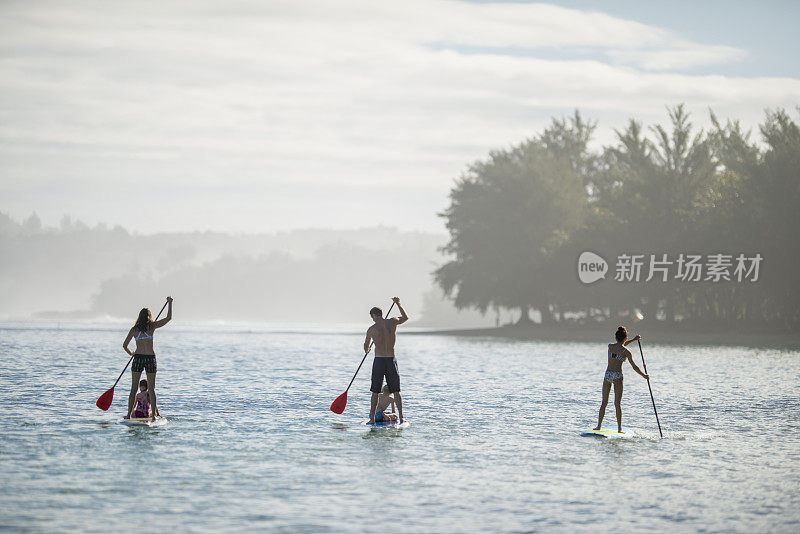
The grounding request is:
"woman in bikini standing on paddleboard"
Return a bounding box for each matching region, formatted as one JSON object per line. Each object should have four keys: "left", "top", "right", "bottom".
{"left": 123, "top": 297, "right": 173, "bottom": 419}
{"left": 593, "top": 325, "right": 648, "bottom": 433}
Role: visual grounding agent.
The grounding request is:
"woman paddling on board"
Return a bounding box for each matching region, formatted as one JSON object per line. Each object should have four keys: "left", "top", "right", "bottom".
{"left": 123, "top": 297, "right": 172, "bottom": 420}
{"left": 593, "top": 326, "right": 648, "bottom": 433}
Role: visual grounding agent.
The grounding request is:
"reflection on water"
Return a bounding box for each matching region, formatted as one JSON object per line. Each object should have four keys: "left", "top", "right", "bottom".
{"left": 1, "top": 323, "right": 799, "bottom": 532}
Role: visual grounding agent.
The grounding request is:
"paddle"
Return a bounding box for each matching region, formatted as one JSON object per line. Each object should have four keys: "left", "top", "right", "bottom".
{"left": 95, "top": 299, "right": 169, "bottom": 411}
{"left": 330, "top": 301, "right": 396, "bottom": 414}
{"left": 637, "top": 339, "right": 663, "bottom": 438}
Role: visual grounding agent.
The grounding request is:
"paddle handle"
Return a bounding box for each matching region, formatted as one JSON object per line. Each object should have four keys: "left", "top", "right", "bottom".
{"left": 344, "top": 301, "right": 396, "bottom": 393}
{"left": 112, "top": 298, "right": 170, "bottom": 388}
{"left": 638, "top": 339, "right": 663, "bottom": 438}
{"left": 113, "top": 354, "right": 135, "bottom": 389}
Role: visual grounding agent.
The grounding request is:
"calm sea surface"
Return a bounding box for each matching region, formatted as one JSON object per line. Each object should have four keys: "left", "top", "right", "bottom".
{"left": 1, "top": 321, "right": 799, "bottom": 533}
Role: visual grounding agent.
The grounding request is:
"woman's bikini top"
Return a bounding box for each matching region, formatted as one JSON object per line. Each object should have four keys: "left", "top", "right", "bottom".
{"left": 135, "top": 330, "right": 153, "bottom": 341}
{"left": 608, "top": 348, "right": 626, "bottom": 361}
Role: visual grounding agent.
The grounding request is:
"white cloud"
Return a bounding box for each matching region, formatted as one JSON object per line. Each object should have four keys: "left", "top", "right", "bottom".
{"left": 0, "top": 0, "right": 797, "bottom": 232}
{"left": 610, "top": 44, "right": 747, "bottom": 71}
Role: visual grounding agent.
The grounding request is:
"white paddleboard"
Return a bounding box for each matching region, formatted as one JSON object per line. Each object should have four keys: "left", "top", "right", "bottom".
{"left": 580, "top": 427, "right": 630, "bottom": 438}
{"left": 364, "top": 419, "right": 411, "bottom": 429}
{"left": 121, "top": 416, "right": 168, "bottom": 428}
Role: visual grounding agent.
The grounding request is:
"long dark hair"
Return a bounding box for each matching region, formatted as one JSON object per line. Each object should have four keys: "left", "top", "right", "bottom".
{"left": 135, "top": 308, "right": 152, "bottom": 335}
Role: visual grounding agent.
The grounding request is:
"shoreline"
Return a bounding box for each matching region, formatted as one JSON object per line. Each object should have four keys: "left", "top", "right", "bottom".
{"left": 4, "top": 318, "right": 799, "bottom": 349}
{"left": 406, "top": 323, "right": 800, "bottom": 349}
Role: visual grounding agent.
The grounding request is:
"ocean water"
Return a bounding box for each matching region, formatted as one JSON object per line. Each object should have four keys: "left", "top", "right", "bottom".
{"left": 1, "top": 321, "right": 799, "bottom": 533}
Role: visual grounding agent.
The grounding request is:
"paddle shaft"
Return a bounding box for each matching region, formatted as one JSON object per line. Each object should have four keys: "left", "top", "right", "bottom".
{"left": 637, "top": 339, "right": 663, "bottom": 438}
{"left": 112, "top": 299, "right": 169, "bottom": 388}
{"left": 344, "top": 301, "right": 396, "bottom": 393}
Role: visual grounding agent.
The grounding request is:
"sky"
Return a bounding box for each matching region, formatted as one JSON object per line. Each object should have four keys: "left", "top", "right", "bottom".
{"left": 1, "top": 0, "right": 798, "bottom": 234}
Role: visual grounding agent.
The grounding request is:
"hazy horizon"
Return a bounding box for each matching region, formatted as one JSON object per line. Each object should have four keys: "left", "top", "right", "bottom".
{"left": 1, "top": 210, "right": 447, "bottom": 239}
{"left": 0, "top": 210, "right": 500, "bottom": 327}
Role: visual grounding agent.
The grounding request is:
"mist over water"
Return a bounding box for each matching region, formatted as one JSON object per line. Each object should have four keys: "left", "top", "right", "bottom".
{"left": 0, "top": 218, "right": 491, "bottom": 327}
{"left": 1, "top": 322, "right": 799, "bottom": 532}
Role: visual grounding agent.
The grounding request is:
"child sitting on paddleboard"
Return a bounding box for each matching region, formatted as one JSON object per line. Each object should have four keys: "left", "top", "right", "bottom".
{"left": 131, "top": 379, "right": 152, "bottom": 419}
{"left": 373, "top": 385, "right": 398, "bottom": 423}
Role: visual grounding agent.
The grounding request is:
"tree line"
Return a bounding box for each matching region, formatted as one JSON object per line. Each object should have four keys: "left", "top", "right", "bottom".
{"left": 436, "top": 106, "right": 800, "bottom": 331}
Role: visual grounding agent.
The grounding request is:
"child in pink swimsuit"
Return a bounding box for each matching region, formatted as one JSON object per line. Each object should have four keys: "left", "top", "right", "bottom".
{"left": 132, "top": 379, "right": 151, "bottom": 418}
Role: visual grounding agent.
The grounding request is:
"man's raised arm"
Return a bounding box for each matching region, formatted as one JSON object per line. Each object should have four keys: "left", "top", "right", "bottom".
{"left": 392, "top": 296, "right": 409, "bottom": 325}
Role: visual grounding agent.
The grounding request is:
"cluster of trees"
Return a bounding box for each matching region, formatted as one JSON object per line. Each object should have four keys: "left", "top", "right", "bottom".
{"left": 436, "top": 106, "right": 800, "bottom": 331}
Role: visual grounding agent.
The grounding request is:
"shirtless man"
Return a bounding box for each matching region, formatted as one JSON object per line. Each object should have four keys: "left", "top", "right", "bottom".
{"left": 365, "top": 296, "right": 408, "bottom": 424}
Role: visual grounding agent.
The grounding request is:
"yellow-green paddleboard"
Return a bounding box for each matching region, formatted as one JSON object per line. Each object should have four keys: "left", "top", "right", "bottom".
{"left": 580, "top": 427, "right": 630, "bottom": 438}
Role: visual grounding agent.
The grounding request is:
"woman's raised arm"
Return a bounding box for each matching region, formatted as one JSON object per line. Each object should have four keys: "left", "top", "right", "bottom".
{"left": 153, "top": 297, "right": 173, "bottom": 329}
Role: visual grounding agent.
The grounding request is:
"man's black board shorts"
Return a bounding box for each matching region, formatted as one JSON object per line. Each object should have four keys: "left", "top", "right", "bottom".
{"left": 371, "top": 357, "right": 400, "bottom": 393}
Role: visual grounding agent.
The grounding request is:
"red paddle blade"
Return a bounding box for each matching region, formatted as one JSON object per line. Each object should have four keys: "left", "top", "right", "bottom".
{"left": 330, "top": 391, "right": 348, "bottom": 414}
{"left": 96, "top": 387, "right": 114, "bottom": 411}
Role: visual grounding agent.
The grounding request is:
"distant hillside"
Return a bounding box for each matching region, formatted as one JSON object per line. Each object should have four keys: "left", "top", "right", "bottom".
{"left": 0, "top": 211, "right": 492, "bottom": 326}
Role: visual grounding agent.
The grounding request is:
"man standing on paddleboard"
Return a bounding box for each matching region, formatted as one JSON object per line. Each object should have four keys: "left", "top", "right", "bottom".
{"left": 365, "top": 297, "right": 408, "bottom": 424}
